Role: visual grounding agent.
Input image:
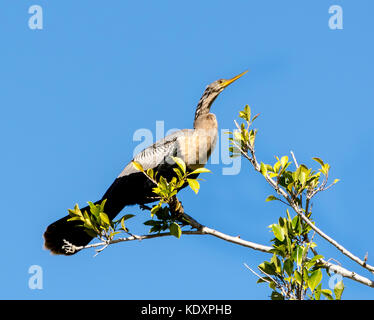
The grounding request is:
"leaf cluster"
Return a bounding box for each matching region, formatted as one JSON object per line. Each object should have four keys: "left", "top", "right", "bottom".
{"left": 67, "top": 200, "right": 134, "bottom": 241}
{"left": 228, "top": 105, "right": 259, "bottom": 157}
{"left": 263, "top": 156, "right": 338, "bottom": 207}
{"left": 132, "top": 157, "right": 210, "bottom": 238}
{"left": 232, "top": 106, "right": 344, "bottom": 300}
{"left": 258, "top": 211, "right": 344, "bottom": 300}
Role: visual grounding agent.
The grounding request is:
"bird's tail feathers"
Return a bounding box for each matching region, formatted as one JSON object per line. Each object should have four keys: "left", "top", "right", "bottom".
{"left": 43, "top": 204, "right": 95, "bottom": 255}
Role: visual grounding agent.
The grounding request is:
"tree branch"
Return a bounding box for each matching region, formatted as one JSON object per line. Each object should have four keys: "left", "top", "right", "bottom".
{"left": 64, "top": 216, "right": 374, "bottom": 288}
{"left": 232, "top": 138, "right": 374, "bottom": 275}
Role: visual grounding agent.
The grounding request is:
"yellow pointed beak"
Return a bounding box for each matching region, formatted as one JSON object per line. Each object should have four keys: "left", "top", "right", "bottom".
{"left": 221, "top": 70, "right": 248, "bottom": 88}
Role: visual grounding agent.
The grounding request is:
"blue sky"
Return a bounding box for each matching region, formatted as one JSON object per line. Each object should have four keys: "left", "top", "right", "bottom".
{"left": 1, "top": 1, "right": 373, "bottom": 299}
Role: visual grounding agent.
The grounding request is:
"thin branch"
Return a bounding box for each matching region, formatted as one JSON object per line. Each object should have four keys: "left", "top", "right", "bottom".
{"left": 198, "top": 226, "right": 272, "bottom": 253}
{"left": 244, "top": 263, "right": 272, "bottom": 284}
{"left": 290, "top": 150, "right": 299, "bottom": 168}
{"left": 241, "top": 142, "right": 374, "bottom": 274}
{"left": 67, "top": 229, "right": 272, "bottom": 254}
{"left": 244, "top": 263, "right": 295, "bottom": 299}
{"left": 180, "top": 154, "right": 374, "bottom": 286}
{"left": 169, "top": 197, "right": 272, "bottom": 253}
{"left": 291, "top": 203, "right": 374, "bottom": 273}
{"left": 320, "top": 259, "right": 374, "bottom": 288}
{"left": 67, "top": 222, "right": 374, "bottom": 288}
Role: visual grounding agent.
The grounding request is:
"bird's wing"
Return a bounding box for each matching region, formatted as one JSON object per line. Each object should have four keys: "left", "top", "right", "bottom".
{"left": 118, "top": 129, "right": 194, "bottom": 177}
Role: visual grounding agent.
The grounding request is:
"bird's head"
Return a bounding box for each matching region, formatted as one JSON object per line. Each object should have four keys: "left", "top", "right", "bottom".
{"left": 207, "top": 70, "right": 248, "bottom": 93}
{"left": 194, "top": 70, "right": 248, "bottom": 122}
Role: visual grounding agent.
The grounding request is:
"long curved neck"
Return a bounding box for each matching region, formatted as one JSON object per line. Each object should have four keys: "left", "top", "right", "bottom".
{"left": 193, "top": 87, "right": 219, "bottom": 125}
{"left": 191, "top": 113, "right": 218, "bottom": 169}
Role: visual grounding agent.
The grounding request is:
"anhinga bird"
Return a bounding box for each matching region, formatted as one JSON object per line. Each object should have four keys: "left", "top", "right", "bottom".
{"left": 44, "top": 71, "right": 247, "bottom": 255}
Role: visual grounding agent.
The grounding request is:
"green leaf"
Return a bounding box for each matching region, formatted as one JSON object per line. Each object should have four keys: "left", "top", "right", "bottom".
{"left": 244, "top": 105, "right": 251, "bottom": 121}
{"left": 306, "top": 255, "right": 324, "bottom": 269}
{"left": 172, "top": 157, "right": 186, "bottom": 174}
{"left": 280, "top": 156, "right": 288, "bottom": 168}
{"left": 87, "top": 201, "right": 98, "bottom": 215}
{"left": 308, "top": 269, "right": 322, "bottom": 292}
{"left": 249, "top": 129, "right": 257, "bottom": 146}
{"left": 258, "top": 261, "right": 277, "bottom": 275}
{"left": 271, "top": 291, "right": 284, "bottom": 300}
{"left": 271, "top": 224, "right": 285, "bottom": 242}
{"left": 286, "top": 236, "right": 293, "bottom": 253}
{"left": 233, "top": 130, "right": 242, "bottom": 142}
{"left": 189, "top": 167, "right": 211, "bottom": 175}
{"left": 303, "top": 268, "right": 309, "bottom": 286}
{"left": 320, "top": 163, "right": 330, "bottom": 176}
{"left": 187, "top": 178, "right": 200, "bottom": 194}
{"left": 120, "top": 216, "right": 128, "bottom": 232}
{"left": 144, "top": 220, "right": 159, "bottom": 226}
{"left": 68, "top": 204, "right": 83, "bottom": 217}
{"left": 83, "top": 219, "right": 94, "bottom": 231}
{"left": 132, "top": 161, "right": 144, "bottom": 172}
{"left": 82, "top": 211, "right": 94, "bottom": 230}
{"left": 285, "top": 209, "right": 291, "bottom": 222}
{"left": 173, "top": 167, "right": 183, "bottom": 180}
{"left": 149, "top": 225, "right": 161, "bottom": 233}
{"left": 271, "top": 254, "right": 282, "bottom": 274}
{"left": 146, "top": 168, "right": 154, "bottom": 180}
{"left": 321, "top": 289, "right": 334, "bottom": 300}
{"left": 314, "top": 283, "right": 322, "bottom": 300}
{"left": 299, "top": 170, "right": 307, "bottom": 186}
{"left": 334, "top": 281, "right": 344, "bottom": 300}
{"left": 67, "top": 216, "right": 83, "bottom": 222}
{"left": 270, "top": 245, "right": 286, "bottom": 258}
{"left": 293, "top": 246, "right": 303, "bottom": 267}
{"left": 239, "top": 105, "right": 251, "bottom": 121}
{"left": 286, "top": 181, "right": 294, "bottom": 193}
{"left": 169, "top": 222, "right": 182, "bottom": 238}
{"left": 256, "top": 276, "right": 272, "bottom": 284}
{"left": 312, "top": 157, "right": 325, "bottom": 166}
{"left": 158, "top": 176, "right": 168, "bottom": 189}
{"left": 308, "top": 254, "right": 324, "bottom": 264}
{"left": 283, "top": 259, "right": 294, "bottom": 277}
{"left": 273, "top": 161, "right": 281, "bottom": 173}
{"left": 121, "top": 214, "right": 135, "bottom": 221}
{"left": 260, "top": 162, "right": 268, "bottom": 176}
{"left": 292, "top": 215, "right": 301, "bottom": 234}
{"left": 99, "top": 199, "right": 107, "bottom": 212}
{"left": 294, "top": 270, "right": 302, "bottom": 285}
{"left": 265, "top": 195, "right": 279, "bottom": 202}
{"left": 99, "top": 212, "right": 110, "bottom": 226}
{"left": 251, "top": 113, "right": 260, "bottom": 122}
{"left": 265, "top": 195, "right": 278, "bottom": 202}
{"left": 151, "top": 204, "right": 161, "bottom": 217}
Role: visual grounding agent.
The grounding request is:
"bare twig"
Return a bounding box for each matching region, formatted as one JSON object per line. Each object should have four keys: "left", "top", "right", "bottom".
{"left": 290, "top": 150, "right": 299, "bottom": 168}
{"left": 244, "top": 263, "right": 272, "bottom": 284}
{"left": 244, "top": 263, "right": 295, "bottom": 299}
